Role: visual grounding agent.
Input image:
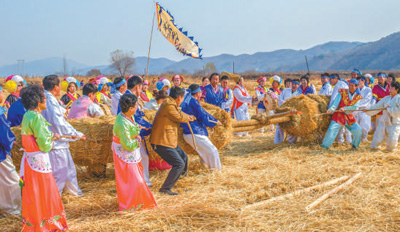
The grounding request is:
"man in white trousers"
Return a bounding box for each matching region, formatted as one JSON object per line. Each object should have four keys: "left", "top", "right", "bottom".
{"left": 365, "top": 82, "right": 400, "bottom": 151}
{"left": 274, "top": 79, "right": 300, "bottom": 144}
{"left": 42, "top": 75, "right": 86, "bottom": 196}
{"left": 181, "top": 84, "right": 222, "bottom": 170}
{"left": 353, "top": 76, "right": 372, "bottom": 141}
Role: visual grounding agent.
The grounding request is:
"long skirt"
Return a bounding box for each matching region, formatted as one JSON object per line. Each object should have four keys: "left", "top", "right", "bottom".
{"left": 113, "top": 150, "right": 157, "bottom": 212}
{"left": 22, "top": 157, "right": 68, "bottom": 231}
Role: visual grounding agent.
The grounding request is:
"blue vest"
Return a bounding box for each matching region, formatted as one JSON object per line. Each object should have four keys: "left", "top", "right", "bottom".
{"left": 204, "top": 84, "right": 224, "bottom": 108}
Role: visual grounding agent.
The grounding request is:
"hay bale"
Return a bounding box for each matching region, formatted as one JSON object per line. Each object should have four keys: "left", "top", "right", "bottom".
{"left": 11, "top": 115, "right": 116, "bottom": 177}
{"left": 275, "top": 94, "right": 331, "bottom": 140}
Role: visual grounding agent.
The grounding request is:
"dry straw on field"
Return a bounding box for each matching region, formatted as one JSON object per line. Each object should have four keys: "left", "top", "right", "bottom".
{"left": 2, "top": 131, "right": 400, "bottom": 231}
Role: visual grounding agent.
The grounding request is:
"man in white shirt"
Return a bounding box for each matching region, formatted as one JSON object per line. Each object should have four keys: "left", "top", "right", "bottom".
{"left": 319, "top": 73, "right": 333, "bottom": 96}
{"left": 220, "top": 75, "right": 233, "bottom": 113}
{"left": 111, "top": 76, "right": 127, "bottom": 115}
{"left": 365, "top": 82, "right": 400, "bottom": 151}
{"left": 275, "top": 79, "right": 300, "bottom": 144}
{"left": 353, "top": 76, "right": 372, "bottom": 141}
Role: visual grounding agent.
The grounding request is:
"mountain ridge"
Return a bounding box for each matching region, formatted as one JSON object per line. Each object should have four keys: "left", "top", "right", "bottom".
{"left": 1, "top": 32, "right": 400, "bottom": 77}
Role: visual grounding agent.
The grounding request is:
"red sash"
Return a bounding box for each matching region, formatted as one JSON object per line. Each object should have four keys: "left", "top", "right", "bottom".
{"left": 140, "top": 92, "right": 150, "bottom": 103}
{"left": 256, "top": 86, "right": 267, "bottom": 94}
{"left": 100, "top": 91, "right": 111, "bottom": 99}
{"left": 66, "top": 92, "right": 77, "bottom": 102}
{"left": 231, "top": 85, "right": 249, "bottom": 116}
{"left": 271, "top": 87, "right": 282, "bottom": 95}
{"left": 332, "top": 89, "right": 362, "bottom": 126}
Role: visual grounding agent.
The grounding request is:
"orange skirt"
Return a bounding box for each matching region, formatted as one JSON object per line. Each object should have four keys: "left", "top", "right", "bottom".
{"left": 22, "top": 158, "right": 68, "bottom": 231}
{"left": 113, "top": 149, "right": 157, "bottom": 212}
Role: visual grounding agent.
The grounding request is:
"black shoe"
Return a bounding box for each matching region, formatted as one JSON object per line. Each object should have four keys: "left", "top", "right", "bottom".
{"left": 159, "top": 189, "right": 178, "bottom": 196}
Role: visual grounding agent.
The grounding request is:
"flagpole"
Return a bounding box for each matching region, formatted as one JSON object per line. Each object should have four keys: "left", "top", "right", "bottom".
{"left": 146, "top": 2, "right": 156, "bottom": 80}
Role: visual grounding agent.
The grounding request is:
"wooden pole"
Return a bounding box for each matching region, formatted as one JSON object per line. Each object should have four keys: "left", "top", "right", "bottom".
{"left": 145, "top": 2, "right": 156, "bottom": 80}
{"left": 244, "top": 176, "right": 350, "bottom": 210}
{"left": 187, "top": 122, "right": 197, "bottom": 150}
{"left": 305, "top": 172, "right": 362, "bottom": 212}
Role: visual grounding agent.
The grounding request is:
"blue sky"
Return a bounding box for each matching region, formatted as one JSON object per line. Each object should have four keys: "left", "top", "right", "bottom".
{"left": 1, "top": 0, "right": 400, "bottom": 66}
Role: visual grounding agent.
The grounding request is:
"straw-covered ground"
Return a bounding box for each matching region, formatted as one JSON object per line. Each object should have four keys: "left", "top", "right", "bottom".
{"left": 1, "top": 74, "right": 400, "bottom": 231}
{"left": 1, "top": 131, "right": 400, "bottom": 231}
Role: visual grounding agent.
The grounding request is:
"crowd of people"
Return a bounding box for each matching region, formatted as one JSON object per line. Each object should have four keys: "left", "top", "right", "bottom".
{"left": 0, "top": 69, "right": 400, "bottom": 230}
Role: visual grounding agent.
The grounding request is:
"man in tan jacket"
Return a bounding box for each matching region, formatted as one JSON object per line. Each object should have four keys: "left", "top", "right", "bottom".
{"left": 151, "top": 87, "right": 196, "bottom": 195}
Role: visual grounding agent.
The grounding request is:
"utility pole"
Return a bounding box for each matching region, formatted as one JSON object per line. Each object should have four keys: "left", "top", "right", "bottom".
{"left": 17, "top": 59, "right": 25, "bottom": 76}
{"left": 232, "top": 62, "right": 235, "bottom": 73}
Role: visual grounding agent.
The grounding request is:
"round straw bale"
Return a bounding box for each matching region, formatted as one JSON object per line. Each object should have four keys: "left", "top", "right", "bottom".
{"left": 275, "top": 94, "right": 331, "bottom": 139}
{"left": 11, "top": 115, "right": 116, "bottom": 177}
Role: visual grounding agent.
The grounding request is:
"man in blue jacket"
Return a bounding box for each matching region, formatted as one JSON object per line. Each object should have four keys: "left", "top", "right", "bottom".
{"left": 0, "top": 86, "right": 22, "bottom": 215}
{"left": 203, "top": 73, "right": 225, "bottom": 108}
{"left": 7, "top": 97, "right": 26, "bottom": 127}
{"left": 181, "top": 84, "right": 222, "bottom": 170}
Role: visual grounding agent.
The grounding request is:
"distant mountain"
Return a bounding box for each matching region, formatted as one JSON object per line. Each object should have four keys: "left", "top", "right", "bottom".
{"left": 0, "top": 57, "right": 90, "bottom": 77}
{"left": 1, "top": 31, "right": 400, "bottom": 77}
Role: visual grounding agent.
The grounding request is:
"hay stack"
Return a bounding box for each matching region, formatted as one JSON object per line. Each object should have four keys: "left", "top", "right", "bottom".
{"left": 143, "top": 102, "right": 232, "bottom": 169}
{"left": 11, "top": 115, "right": 116, "bottom": 176}
{"left": 275, "top": 94, "right": 331, "bottom": 140}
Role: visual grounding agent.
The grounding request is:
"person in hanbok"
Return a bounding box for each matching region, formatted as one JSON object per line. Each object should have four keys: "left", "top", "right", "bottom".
{"left": 68, "top": 83, "right": 105, "bottom": 120}
{"left": 200, "top": 76, "right": 210, "bottom": 101}
{"left": 97, "top": 76, "right": 112, "bottom": 107}
{"left": 269, "top": 75, "right": 283, "bottom": 96}
{"left": 298, "top": 75, "right": 315, "bottom": 95}
{"left": 20, "top": 85, "right": 68, "bottom": 231}
{"left": 4, "top": 75, "right": 27, "bottom": 109}
{"left": 111, "top": 76, "right": 128, "bottom": 115}
{"left": 117, "top": 76, "right": 153, "bottom": 186}
{"left": 60, "top": 76, "right": 81, "bottom": 110}
{"left": 274, "top": 79, "right": 300, "bottom": 144}
{"left": 387, "top": 73, "right": 395, "bottom": 84}
{"left": 321, "top": 79, "right": 363, "bottom": 149}
{"left": 353, "top": 76, "right": 372, "bottom": 141}
{"left": 284, "top": 78, "right": 292, "bottom": 89}
{"left": 7, "top": 94, "right": 27, "bottom": 127}
{"left": 203, "top": 73, "right": 225, "bottom": 108}
{"left": 0, "top": 86, "right": 22, "bottom": 215}
{"left": 255, "top": 76, "right": 277, "bottom": 133}
{"left": 181, "top": 84, "right": 222, "bottom": 170}
{"left": 371, "top": 73, "right": 391, "bottom": 133}
{"left": 220, "top": 75, "right": 233, "bottom": 113}
{"left": 144, "top": 90, "right": 168, "bottom": 111}
{"left": 318, "top": 73, "right": 333, "bottom": 96}
{"left": 113, "top": 94, "right": 157, "bottom": 211}
{"left": 351, "top": 68, "right": 362, "bottom": 79}
{"left": 329, "top": 73, "right": 352, "bottom": 145}
{"left": 41, "top": 75, "right": 86, "bottom": 196}
{"left": 364, "top": 82, "right": 400, "bottom": 151}
{"left": 140, "top": 80, "right": 152, "bottom": 103}
{"left": 364, "top": 74, "right": 375, "bottom": 87}
{"left": 231, "top": 75, "right": 256, "bottom": 137}
{"left": 168, "top": 75, "right": 185, "bottom": 95}
{"left": 156, "top": 78, "right": 171, "bottom": 92}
